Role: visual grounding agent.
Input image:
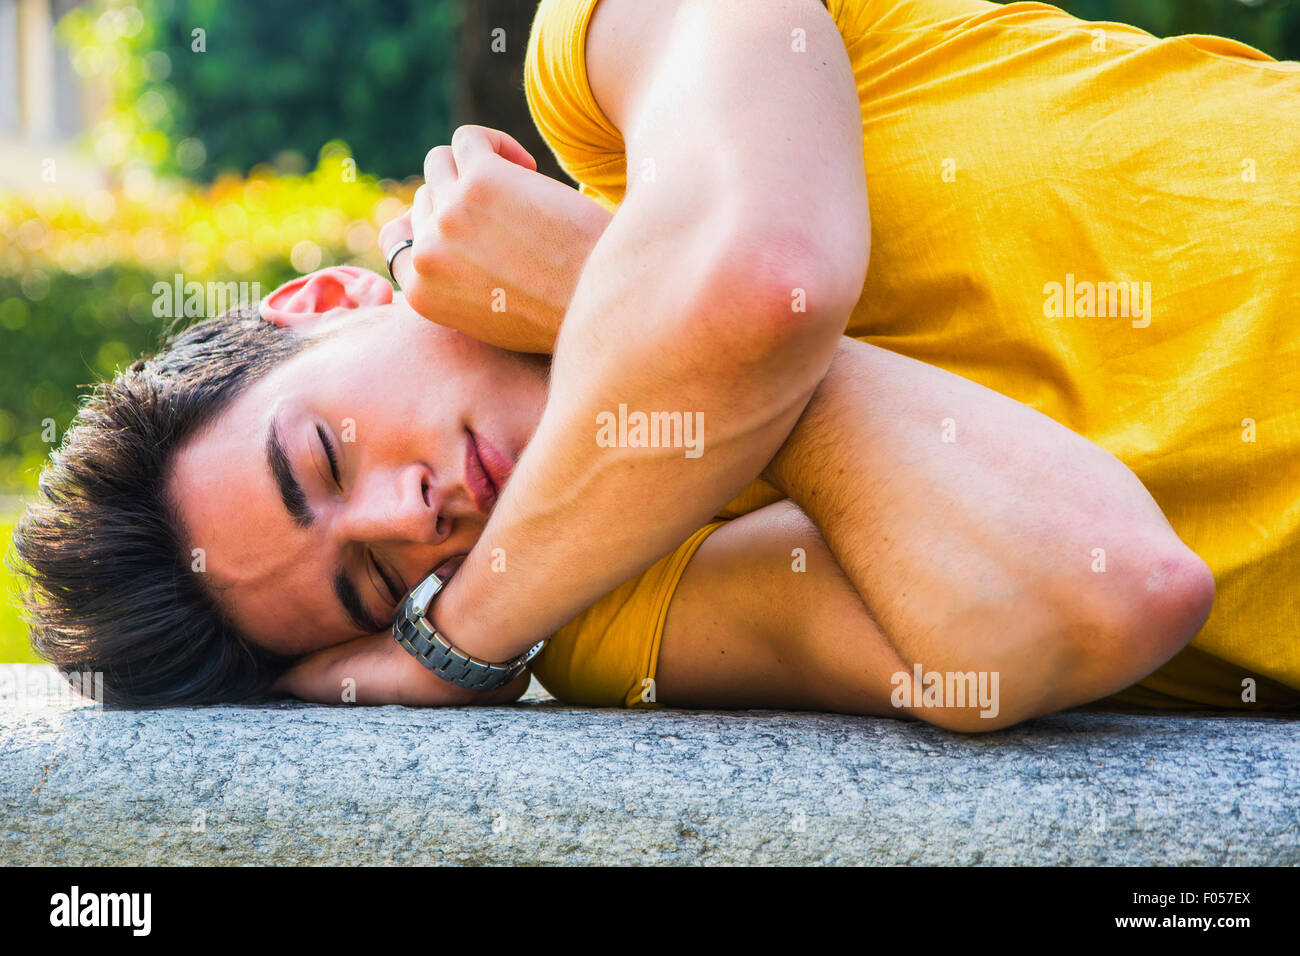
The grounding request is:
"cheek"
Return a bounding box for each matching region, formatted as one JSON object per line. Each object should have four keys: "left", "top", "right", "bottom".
{"left": 311, "top": 352, "right": 413, "bottom": 422}
{"left": 335, "top": 373, "right": 454, "bottom": 455}
{"left": 310, "top": 332, "right": 471, "bottom": 439}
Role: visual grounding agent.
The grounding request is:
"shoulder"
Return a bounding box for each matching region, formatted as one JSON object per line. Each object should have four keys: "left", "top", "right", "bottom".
{"left": 584, "top": 0, "right": 841, "bottom": 134}
{"left": 583, "top": 0, "right": 678, "bottom": 134}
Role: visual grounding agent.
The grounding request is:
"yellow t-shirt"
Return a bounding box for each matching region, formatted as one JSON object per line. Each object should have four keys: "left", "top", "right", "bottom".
{"left": 523, "top": 0, "right": 1300, "bottom": 711}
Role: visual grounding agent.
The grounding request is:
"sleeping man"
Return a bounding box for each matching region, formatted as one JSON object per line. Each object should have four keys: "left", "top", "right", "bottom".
{"left": 15, "top": 0, "right": 1300, "bottom": 728}
{"left": 16, "top": 265, "right": 1219, "bottom": 731}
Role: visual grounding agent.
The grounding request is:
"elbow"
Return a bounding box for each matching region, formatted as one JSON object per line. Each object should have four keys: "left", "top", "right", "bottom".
{"left": 1068, "top": 538, "right": 1216, "bottom": 696}
{"left": 707, "top": 228, "right": 867, "bottom": 365}
{"left": 1118, "top": 543, "right": 1216, "bottom": 662}
{"left": 921, "top": 540, "right": 1215, "bottom": 736}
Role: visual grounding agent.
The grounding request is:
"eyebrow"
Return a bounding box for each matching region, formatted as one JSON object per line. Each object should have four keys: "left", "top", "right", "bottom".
{"left": 267, "top": 420, "right": 313, "bottom": 529}
{"left": 266, "top": 418, "right": 388, "bottom": 635}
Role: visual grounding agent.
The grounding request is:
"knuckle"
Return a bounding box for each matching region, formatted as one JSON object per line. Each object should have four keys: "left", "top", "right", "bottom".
{"left": 409, "top": 242, "right": 442, "bottom": 277}
{"left": 434, "top": 196, "right": 472, "bottom": 240}
{"left": 456, "top": 169, "right": 494, "bottom": 207}
{"left": 424, "top": 145, "right": 451, "bottom": 169}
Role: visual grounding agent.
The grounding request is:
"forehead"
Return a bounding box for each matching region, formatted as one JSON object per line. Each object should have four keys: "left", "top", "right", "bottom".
{"left": 163, "top": 360, "right": 353, "bottom": 654}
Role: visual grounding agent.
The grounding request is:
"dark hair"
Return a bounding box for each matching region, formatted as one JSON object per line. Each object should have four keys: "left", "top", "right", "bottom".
{"left": 11, "top": 305, "right": 314, "bottom": 708}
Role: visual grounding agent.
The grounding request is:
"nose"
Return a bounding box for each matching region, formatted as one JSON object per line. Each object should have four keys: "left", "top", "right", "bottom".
{"left": 335, "top": 461, "right": 450, "bottom": 548}
{"left": 332, "top": 459, "right": 486, "bottom": 598}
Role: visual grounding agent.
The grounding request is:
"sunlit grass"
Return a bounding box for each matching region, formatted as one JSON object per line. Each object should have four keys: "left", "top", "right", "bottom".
{"left": 1, "top": 508, "right": 41, "bottom": 664}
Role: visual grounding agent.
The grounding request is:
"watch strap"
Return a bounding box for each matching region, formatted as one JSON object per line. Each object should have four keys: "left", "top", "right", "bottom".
{"left": 392, "top": 571, "right": 546, "bottom": 691}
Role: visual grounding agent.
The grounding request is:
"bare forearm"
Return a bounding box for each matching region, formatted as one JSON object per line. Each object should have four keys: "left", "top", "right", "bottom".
{"left": 433, "top": 206, "right": 853, "bottom": 662}
{"left": 760, "top": 337, "right": 1214, "bottom": 728}
{"left": 272, "top": 631, "right": 530, "bottom": 706}
{"left": 420, "top": 0, "right": 873, "bottom": 664}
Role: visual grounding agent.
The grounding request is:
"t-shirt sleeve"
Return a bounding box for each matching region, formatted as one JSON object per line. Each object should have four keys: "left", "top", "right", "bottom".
{"left": 715, "top": 477, "right": 786, "bottom": 520}
{"left": 524, "top": 0, "right": 627, "bottom": 211}
{"left": 530, "top": 520, "right": 730, "bottom": 708}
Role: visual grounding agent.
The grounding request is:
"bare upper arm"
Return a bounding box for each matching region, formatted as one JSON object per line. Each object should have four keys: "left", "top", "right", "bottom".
{"left": 654, "top": 499, "right": 907, "bottom": 716}
{"left": 583, "top": 0, "right": 870, "bottom": 304}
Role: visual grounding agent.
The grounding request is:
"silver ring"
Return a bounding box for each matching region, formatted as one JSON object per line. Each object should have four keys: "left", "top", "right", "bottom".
{"left": 385, "top": 239, "right": 414, "bottom": 283}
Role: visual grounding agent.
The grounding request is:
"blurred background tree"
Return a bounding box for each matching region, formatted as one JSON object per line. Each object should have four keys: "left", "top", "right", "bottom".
{"left": 1064, "top": 0, "right": 1298, "bottom": 56}
{"left": 0, "top": 0, "right": 564, "bottom": 497}
{"left": 56, "top": 0, "right": 566, "bottom": 183}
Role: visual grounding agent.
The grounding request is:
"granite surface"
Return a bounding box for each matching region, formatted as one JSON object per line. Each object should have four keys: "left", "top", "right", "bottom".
{"left": 2, "top": 664, "right": 1295, "bottom": 865}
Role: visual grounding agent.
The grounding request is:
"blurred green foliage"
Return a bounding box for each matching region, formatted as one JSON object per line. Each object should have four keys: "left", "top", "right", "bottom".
{"left": 0, "top": 266, "right": 166, "bottom": 491}
{"left": 59, "top": 0, "right": 464, "bottom": 181}
{"left": 0, "top": 514, "right": 40, "bottom": 664}
{"left": 0, "top": 146, "right": 416, "bottom": 492}
{"left": 1060, "top": 0, "right": 1299, "bottom": 59}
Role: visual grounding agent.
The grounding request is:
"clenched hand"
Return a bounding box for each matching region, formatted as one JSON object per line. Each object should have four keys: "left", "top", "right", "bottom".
{"left": 378, "top": 125, "right": 613, "bottom": 354}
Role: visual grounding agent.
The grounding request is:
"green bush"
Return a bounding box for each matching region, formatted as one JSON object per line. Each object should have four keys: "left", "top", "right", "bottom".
{"left": 0, "top": 267, "right": 171, "bottom": 491}
{"left": 60, "top": 0, "right": 464, "bottom": 182}
{"left": 0, "top": 146, "right": 415, "bottom": 492}
{"left": 1059, "top": 0, "right": 1299, "bottom": 60}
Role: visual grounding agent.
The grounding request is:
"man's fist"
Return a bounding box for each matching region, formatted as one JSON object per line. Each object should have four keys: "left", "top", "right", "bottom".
{"left": 378, "top": 124, "right": 613, "bottom": 354}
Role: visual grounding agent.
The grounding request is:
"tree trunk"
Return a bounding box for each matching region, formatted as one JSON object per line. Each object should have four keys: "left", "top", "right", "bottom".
{"left": 454, "top": 0, "right": 572, "bottom": 185}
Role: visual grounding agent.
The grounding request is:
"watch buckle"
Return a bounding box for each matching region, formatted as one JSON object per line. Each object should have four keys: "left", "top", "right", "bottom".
{"left": 405, "top": 570, "right": 447, "bottom": 622}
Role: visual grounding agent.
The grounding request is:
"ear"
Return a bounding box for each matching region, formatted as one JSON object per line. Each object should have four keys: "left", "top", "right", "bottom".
{"left": 259, "top": 266, "right": 394, "bottom": 330}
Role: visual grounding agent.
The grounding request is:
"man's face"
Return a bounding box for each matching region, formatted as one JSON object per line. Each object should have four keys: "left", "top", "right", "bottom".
{"left": 166, "top": 299, "right": 549, "bottom": 657}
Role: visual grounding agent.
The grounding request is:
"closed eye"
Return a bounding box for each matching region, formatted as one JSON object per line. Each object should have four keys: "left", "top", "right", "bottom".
{"left": 317, "top": 424, "right": 341, "bottom": 486}
{"left": 370, "top": 552, "right": 403, "bottom": 606}
{"left": 314, "top": 421, "right": 401, "bottom": 616}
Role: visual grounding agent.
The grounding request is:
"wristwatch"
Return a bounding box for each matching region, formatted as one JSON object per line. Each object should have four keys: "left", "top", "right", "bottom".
{"left": 392, "top": 569, "right": 547, "bottom": 691}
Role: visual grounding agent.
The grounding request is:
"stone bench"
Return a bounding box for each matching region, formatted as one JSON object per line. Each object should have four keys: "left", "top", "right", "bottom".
{"left": 1, "top": 664, "right": 1295, "bottom": 865}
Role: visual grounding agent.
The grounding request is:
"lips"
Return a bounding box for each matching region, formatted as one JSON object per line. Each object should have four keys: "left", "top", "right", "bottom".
{"left": 469, "top": 428, "right": 513, "bottom": 499}
{"left": 464, "top": 428, "right": 498, "bottom": 515}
